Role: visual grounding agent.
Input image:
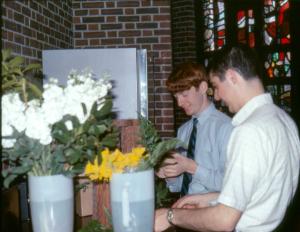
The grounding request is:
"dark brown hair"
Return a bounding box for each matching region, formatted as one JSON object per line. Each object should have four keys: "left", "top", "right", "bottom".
{"left": 166, "top": 63, "right": 208, "bottom": 94}
{"left": 208, "top": 44, "right": 262, "bottom": 81}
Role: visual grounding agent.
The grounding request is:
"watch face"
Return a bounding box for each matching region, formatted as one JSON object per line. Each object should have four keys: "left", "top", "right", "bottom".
{"left": 167, "top": 209, "right": 174, "bottom": 225}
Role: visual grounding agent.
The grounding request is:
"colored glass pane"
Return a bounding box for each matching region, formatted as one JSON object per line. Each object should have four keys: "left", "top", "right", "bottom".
{"left": 278, "top": 0, "right": 290, "bottom": 44}
{"left": 264, "top": 0, "right": 290, "bottom": 45}
{"left": 203, "top": 0, "right": 225, "bottom": 52}
{"left": 264, "top": 51, "right": 291, "bottom": 78}
{"left": 248, "top": 9, "right": 255, "bottom": 47}
{"left": 237, "top": 9, "right": 255, "bottom": 47}
{"left": 266, "top": 84, "right": 291, "bottom": 112}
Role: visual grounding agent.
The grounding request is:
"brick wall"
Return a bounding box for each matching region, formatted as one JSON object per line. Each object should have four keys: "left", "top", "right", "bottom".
{"left": 1, "top": 0, "right": 175, "bottom": 138}
{"left": 170, "top": 0, "right": 198, "bottom": 129}
{"left": 72, "top": 0, "right": 175, "bottom": 138}
{"left": 1, "top": 0, "right": 73, "bottom": 64}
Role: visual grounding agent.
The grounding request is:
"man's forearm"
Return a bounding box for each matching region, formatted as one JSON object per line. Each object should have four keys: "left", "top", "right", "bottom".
{"left": 171, "top": 204, "right": 241, "bottom": 232}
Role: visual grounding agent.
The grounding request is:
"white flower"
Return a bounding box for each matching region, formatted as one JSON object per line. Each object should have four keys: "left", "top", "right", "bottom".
{"left": 2, "top": 138, "right": 16, "bottom": 148}
{"left": 2, "top": 93, "right": 27, "bottom": 133}
{"left": 2, "top": 70, "right": 112, "bottom": 157}
{"left": 65, "top": 120, "right": 73, "bottom": 131}
{"left": 25, "top": 103, "right": 52, "bottom": 145}
{"left": 42, "top": 84, "right": 65, "bottom": 125}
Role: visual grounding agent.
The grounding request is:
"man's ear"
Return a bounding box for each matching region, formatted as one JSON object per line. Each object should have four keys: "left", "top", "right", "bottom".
{"left": 225, "top": 69, "right": 239, "bottom": 85}
{"left": 199, "top": 81, "right": 208, "bottom": 94}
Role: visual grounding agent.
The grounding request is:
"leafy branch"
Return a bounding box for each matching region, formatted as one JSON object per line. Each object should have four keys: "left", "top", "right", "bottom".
{"left": 2, "top": 49, "right": 42, "bottom": 102}
{"left": 137, "top": 115, "right": 183, "bottom": 171}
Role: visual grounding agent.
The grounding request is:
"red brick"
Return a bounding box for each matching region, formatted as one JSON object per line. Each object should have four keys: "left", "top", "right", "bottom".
{"left": 125, "top": 38, "right": 135, "bottom": 44}
{"left": 160, "top": 22, "right": 171, "bottom": 28}
{"left": 75, "top": 39, "right": 88, "bottom": 46}
{"left": 125, "top": 23, "right": 135, "bottom": 29}
{"left": 88, "top": 24, "right": 99, "bottom": 30}
{"left": 82, "top": 2, "right": 104, "bottom": 8}
{"left": 118, "top": 16, "right": 139, "bottom": 22}
{"left": 107, "top": 31, "right": 117, "bottom": 37}
{"left": 101, "top": 38, "right": 123, "bottom": 45}
{"left": 90, "top": 39, "right": 100, "bottom": 46}
{"left": 154, "top": 15, "right": 170, "bottom": 21}
{"left": 117, "top": 1, "right": 140, "bottom": 7}
{"left": 89, "top": 9, "right": 99, "bottom": 15}
{"left": 125, "top": 8, "right": 134, "bottom": 15}
{"left": 142, "top": 30, "right": 153, "bottom": 36}
{"left": 75, "top": 10, "right": 88, "bottom": 16}
{"left": 160, "top": 36, "right": 171, "bottom": 43}
{"left": 141, "top": 15, "right": 152, "bottom": 21}
{"left": 105, "top": 2, "right": 115, "bottom": 8}
{"left": 101, "top": 9, "right": 123, "bottom": 15}
{"left": 107, "top": 16, "right": 116, "bottom": 22}
{"left": 83, "top": 32, "right": 105, "bottom": 38}
{"left": 119, "top": 30, "right": 141, "bottom": 37}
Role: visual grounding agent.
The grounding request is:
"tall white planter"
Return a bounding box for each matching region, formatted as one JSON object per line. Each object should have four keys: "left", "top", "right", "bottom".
{"left": 110, "top": 169, "right": 155, "bottom": 232}
{"left": 28, "top": 175, "right": 74, "bottom": 232}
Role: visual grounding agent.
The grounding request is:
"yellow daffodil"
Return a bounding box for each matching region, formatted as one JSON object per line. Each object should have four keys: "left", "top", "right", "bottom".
{"left": 84, "top": 146, "right": 147, "bottom": 182}
{"left": 85, "top": 156, "right": 101, "bottom": 181}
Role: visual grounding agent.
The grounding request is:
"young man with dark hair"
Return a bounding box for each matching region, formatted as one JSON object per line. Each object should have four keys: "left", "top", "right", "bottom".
{"left": 154, "top": 45, "right": 300, "bottom": 232}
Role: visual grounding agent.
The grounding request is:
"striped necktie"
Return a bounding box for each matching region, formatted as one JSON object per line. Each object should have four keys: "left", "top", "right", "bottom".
{"left": 180, "top": 118, "right": 198, "bottom": 196}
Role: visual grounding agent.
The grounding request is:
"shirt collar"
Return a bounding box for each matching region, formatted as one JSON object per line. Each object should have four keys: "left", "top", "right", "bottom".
{"left": 232, "top": 93, "right": 273, "bottom": 126}
{"left": 193, "top": 102, "right": 215, "bottom": 125}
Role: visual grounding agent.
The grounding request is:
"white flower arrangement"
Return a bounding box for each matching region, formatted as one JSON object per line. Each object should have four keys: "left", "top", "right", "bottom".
{"left": 2, "top": 70, "right": 118, "bottom": 187}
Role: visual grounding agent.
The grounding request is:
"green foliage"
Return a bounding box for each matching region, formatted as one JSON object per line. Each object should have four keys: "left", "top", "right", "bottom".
{"left": 155, "top": 178, "right": 174, "bottom": 208}
{"left": 1, "top": 52, "right": 119, "bottom": 188}
{"left": 137, "top": 115, "right": 185, "bottom": 208}
{"left": 77, "top": 220, "right": 112, "bottom": 232}
{"left": 2, "top": 97, "right": 119, "bottom": 188}
{"left": 137, "top": 115, "right": 183, "bottom": 171}
{"left": 78, "top": 208, "right": 112, "bottom": 232}
{"left": 2, "top": 49, "right": 42, "bottom": 101}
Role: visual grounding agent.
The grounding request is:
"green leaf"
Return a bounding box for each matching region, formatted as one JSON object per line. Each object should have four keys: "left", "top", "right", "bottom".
{"left": 100, "top": 133, "right": 119, "bottom": 148}
{"left": 2, "top": 49, "right": 11, "bottom": 61}
{"left": 88, "top": 124, "right": 107, "bottom": 136}
{"left": 53, "top": 146, "right": 66, "bottom": 162}
{"left": 12, "top": 166, "right": 31, "bottom": 174}
{"left": 95, "top": 98, "right": 113, "bottom": 119}
{"left": 65, "top": 147, "right": 82, "bottom": 165}
{"left": 52, "top": 122, "right": 71, "bottom": 144}
{"left": 23, "top": 63, "right": 41, "bottom": 73}
{"left": 8, "top": 56, "right": 24, "bottom": 68}
{"left": 82, "top": 103, "right": 88, "bottom": 116}
{"left": 3, "top": 174, "right": 18, "bottom": 188}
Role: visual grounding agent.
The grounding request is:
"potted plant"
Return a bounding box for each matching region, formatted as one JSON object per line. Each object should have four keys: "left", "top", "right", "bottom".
{"left": 1, "top": 49, "right": 118, "bottom": 232}
{"left": 84, "top": 116, "right": 181, "bottom": 232}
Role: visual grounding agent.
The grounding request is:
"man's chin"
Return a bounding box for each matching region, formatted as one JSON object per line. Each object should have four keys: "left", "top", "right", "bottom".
{"left": 183, "top": 110, "right": 193, "bottom": 116}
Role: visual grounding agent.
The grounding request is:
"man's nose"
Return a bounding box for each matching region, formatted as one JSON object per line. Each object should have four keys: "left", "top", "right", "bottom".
{"left": 177, "top": 96, "right": 184, "bottom": 107}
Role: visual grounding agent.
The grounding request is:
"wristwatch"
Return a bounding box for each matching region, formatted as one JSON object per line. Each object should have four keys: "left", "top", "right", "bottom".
{"left": 167, "top": 208, "right": 175, "bottom": 226}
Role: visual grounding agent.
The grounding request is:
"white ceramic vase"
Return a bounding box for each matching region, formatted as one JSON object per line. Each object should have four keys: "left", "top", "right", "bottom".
{"left": 28, "top": 174, "right": 74, "bottom": 232}
{"left": 110, "top": 169, "right": 155, "bottom": 232}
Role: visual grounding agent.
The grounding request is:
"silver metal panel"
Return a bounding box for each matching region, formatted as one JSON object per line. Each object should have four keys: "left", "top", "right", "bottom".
{"left": 137, "top": 49, "right": 148, "bottom": 119}
{"left": 42, "top": 48, "right": 147, "bottom": 120}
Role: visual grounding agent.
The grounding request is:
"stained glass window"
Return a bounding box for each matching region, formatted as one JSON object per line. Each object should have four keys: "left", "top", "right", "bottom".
{"left": 203, "top": 0, "right": 225, "bottom": 52}
{"left": 264, "top": 0, "right": 290, "bottom": 46}
{"left": 237, "top": 9, "right": 255, "bottom": 47}
{"left": 264, "top": 51, "right": 291, "bottom": 78}
{"left": 199, "top": 0, "right": 293, "bottom": 114}
{"left": 266, "top": 84, "right": 291, "bottom": 112}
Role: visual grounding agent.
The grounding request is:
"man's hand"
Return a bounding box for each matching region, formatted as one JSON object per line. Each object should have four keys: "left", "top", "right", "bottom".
{"left": 172, "top": 153, "right": 197, "bottom": 174}
{"left": 154, "top": 208, "right": 171, "bottom": 232}
{"left": 173, "top": 192, "right": 220, "bottom": 209}
{"left": 156, "top": 153, "right": 197, "bottom": 178}
{"left": 156, "top": 156, "right": 178, "bottom": 178}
